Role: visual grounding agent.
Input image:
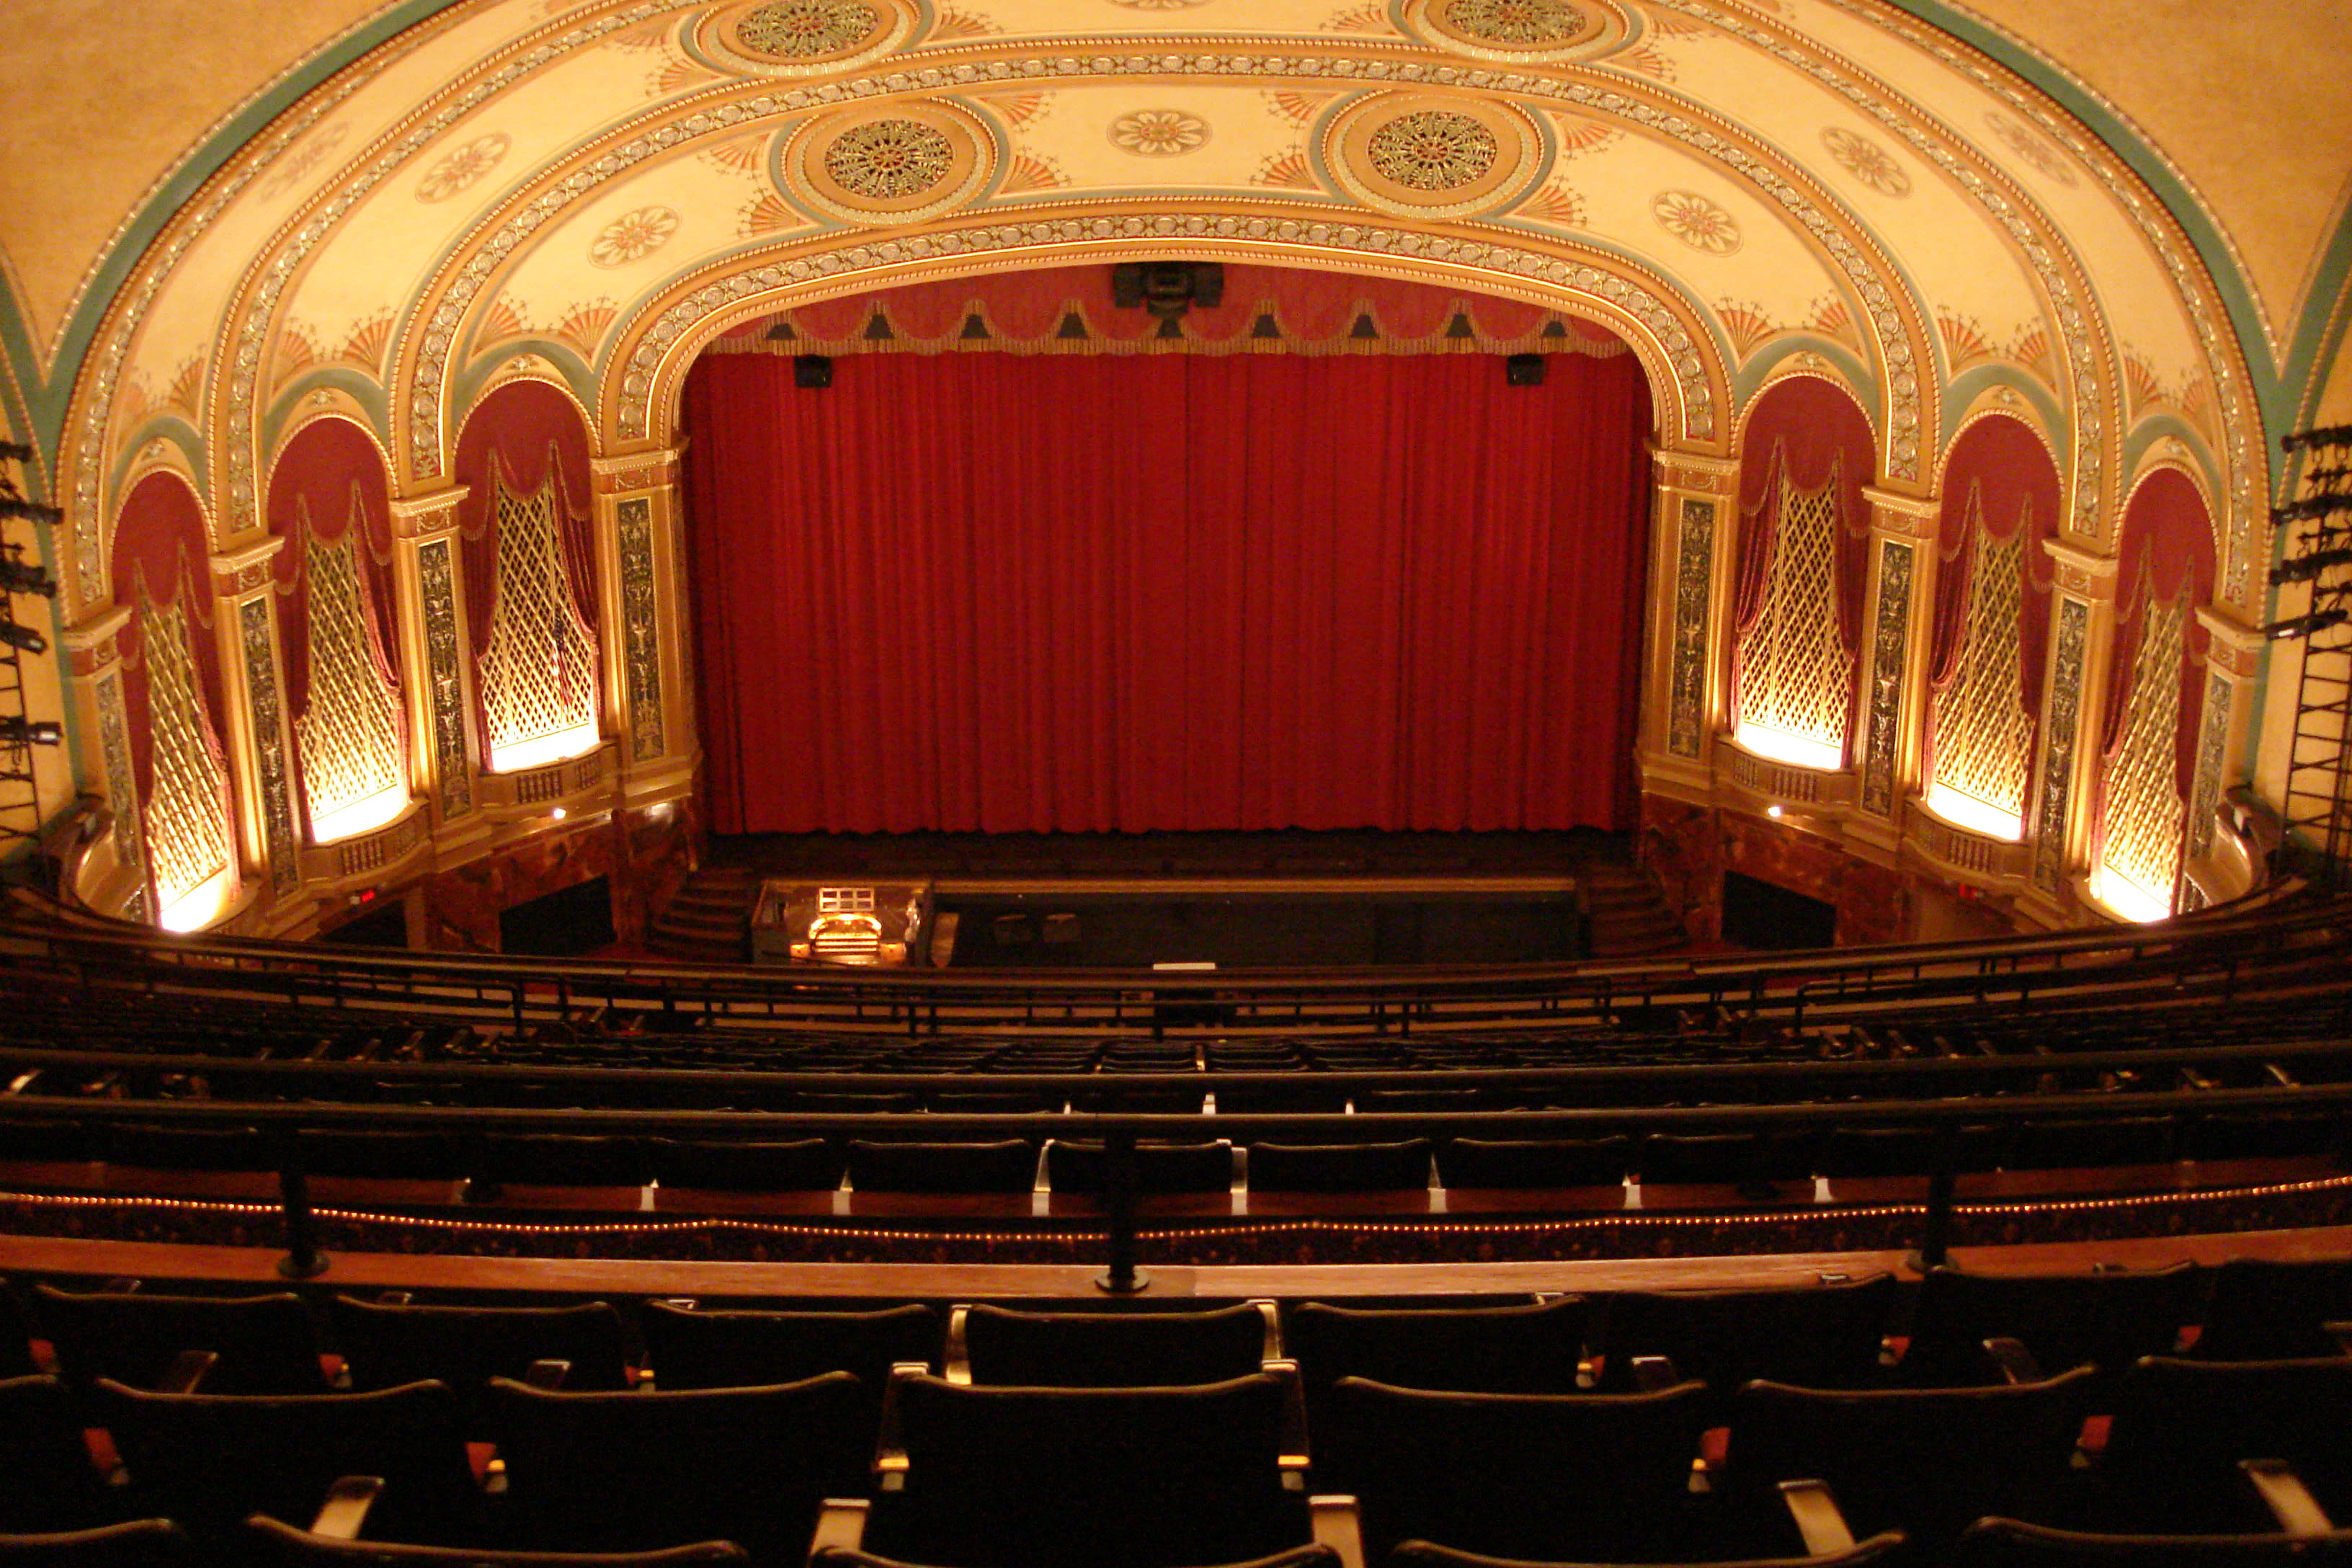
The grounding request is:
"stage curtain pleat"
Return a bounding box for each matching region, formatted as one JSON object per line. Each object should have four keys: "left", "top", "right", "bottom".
{"left": 684, "top": 349, "right": 1649, "bottom": 835}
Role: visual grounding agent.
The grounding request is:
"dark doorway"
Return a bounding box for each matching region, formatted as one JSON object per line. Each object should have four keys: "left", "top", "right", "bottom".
{"left": 500, "top": 876, "right": 618, "bottom": 956}
{"left": 320, "top": 898, "right": 409, "bottom": 949}
{"left": 1721, "top": 870, "right": 1836, "bottom": 950}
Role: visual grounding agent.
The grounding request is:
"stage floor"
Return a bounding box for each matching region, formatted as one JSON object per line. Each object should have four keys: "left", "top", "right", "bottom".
{"left": 659, "top": 827, "right": 1684, "bottom": 967}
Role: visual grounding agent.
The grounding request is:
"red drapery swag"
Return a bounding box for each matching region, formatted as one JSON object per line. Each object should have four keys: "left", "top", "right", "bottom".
{"left": 1729, "top": 377, "right": 1876, "bottom": 761}
{"left": 685, "top": 349, "right": 1653, "bottom": 835}
{"left": 1922, "top": 415, "right": 2060, "bottom": 792}
{"left": 452, "top": 381, "right": 600, "bottom": 757}
{"left": 111, "top": 469, "right": 230, "bottom": 806}
{"left": 2093, "top": 468, "right": 2216, "bottom": 858}
{"left": 265, "top": 417, "right": 405, "bottom": 823}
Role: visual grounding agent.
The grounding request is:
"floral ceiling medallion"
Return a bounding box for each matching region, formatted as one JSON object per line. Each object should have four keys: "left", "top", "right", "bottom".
{"left": 590, "top": 205, "right": 682, "bottom": 267}
{"left": 689, "top": 0, "right": 913, "bottom": 77}
{"left": 784, "top": 101, "right": 994, "bottom": 224}
{"left": 738, "top": 0, "right": 877, "bottom": 56}
{"left": 1982, "top": 110, "right": 2079, "bottom": 187}
{"left": 1324, "top": 92, "right": 1541, "bottom": 218}
{"left": 827, "top": 120, "right": 955, "bottom": 198}
{"left": 1110, "top": 110, "right": 1211, "bottom": 156}
{"left": 1407, "top": 0, "right": 1628, "bottom": 61}
{"left": 1819, "top": 126, "right": 1909, "bottom": 197}
{"left": 416, "top": 133, "right": 512, "bottom": 203}
{"left": 1652, "top": 190, "right": 1741, "bottom": 254}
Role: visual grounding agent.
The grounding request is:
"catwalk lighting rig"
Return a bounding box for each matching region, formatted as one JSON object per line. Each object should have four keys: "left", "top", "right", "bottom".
{"left": 2271, "top": 423, "right": 2352, "bottom": 883}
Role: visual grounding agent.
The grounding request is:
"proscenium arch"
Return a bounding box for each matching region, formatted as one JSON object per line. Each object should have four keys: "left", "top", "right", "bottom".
{"left": 615, "top": 239, "right": 1726, "bottom": 471}
{"left": 375, "top": 64, "right": 1933, "bottom": 487}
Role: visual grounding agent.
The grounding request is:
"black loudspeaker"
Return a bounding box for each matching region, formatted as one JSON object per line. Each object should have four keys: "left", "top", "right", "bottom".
{"left": 1505, "top": 352, "right": 1546, "bottom": 387}
{"left": 794, "top": 354, "right": 834, "bottom": 388}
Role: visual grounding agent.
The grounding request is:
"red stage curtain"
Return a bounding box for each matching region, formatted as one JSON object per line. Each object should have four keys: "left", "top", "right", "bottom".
{"left": 685, "top": 349, "right": 1652, "bottom": 835}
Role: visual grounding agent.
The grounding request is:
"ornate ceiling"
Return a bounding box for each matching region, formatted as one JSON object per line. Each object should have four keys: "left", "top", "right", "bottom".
{"left": 2, "top": 0, "right": 2348, "bottom": 638}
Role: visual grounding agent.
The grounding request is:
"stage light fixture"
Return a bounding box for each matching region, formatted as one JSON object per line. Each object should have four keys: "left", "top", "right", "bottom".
{"left": 2271, "top": 547, "right": 2352, "bottom": 586}
{"left": 0, "top": 499, "right": 61, "bottom": 525}
{"left": 0, "top": 441, "right": 33, "bottom": 464}
{"left": 2283, "top": 424, "right": 2352, "bottom": 453}
{"left": 0, "top": 718, "right": 61, "bottom": 746}
{"left": 2271, "top": 495, "right": 2352, "bottom": 527}
{"left": 2264, "top": 608, "right": 2349, "bottom": 641}
{"left": 0, "top": 556, "right": 58, "bottom": 598}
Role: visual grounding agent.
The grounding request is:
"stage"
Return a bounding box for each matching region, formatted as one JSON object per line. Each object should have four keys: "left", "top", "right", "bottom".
{"left": 653, "top": 829, "right": 1682, "bottom": 968}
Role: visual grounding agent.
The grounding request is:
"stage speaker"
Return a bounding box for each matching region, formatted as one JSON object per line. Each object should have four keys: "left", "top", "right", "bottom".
{"left": 1505, "top": 352, "right": 1546, "bottom": 386}
{"left": 752, "top": 880, "right": 932, "bottom": 966}
{"left": 794, "top": 354, "right": 834, "bottom": 388}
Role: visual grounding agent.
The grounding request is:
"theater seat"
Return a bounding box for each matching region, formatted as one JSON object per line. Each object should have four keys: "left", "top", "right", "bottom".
{"left": 860, "top": 1371, "right": 1310, "bottom": 1568}
{"left": 2193, "top": 1257, "right": 2352, "bottom": 1361}
{"left": 1045, "top": 1139, "right": 1234, "bottom": 1195}
{"left": 484, "top": 1372, "right": 862, "bottom": 1564}
{"left": 33, "top": 1284, "right": 331, "bottom": 1396}
{"left": 246, "top": 1510, "right": 745, "bottom": 1567}
{"left": 1719, "top": 1367, "right": 2097, "bottom": 1556}
{"left": 1948, "top": 1518, "right": 2352, "bottom": 1568}
{"left": 1589, "top": 1275, "right": 1896, "bottom": 1403}
{"left": 0, "top": 1376, "right": 121, "bottom": 1535}
{"left": 951, "top": 1301, "right": 1276, "bottom": 1387}
{"left": 92, "top": 1378, "right": 481, "bottom": 1551}
{"left": 2091, "top": 1356, "right": 2352, "bottom": 1535}
{"left": 1384, "top": 1530, "right": 1908, "bottom": 1568}
{"left": 328, "top": 1297, "right": 631, "bottom": 1424}
{"left": 845, "top": 1141, "right": 1038, "bottom": 1194}
{"left": 1247, "top": 1141, "right": 1431, "bottom": 1193}
{"left": 1327, "top": 1375, "right": 1714, "bottom": 1563}
{"left": 0, "top": 1520, "right": 194, "bottom": 1568}
{"left": 1898, "top": 1263, "right": 2199, "bottom": 1388}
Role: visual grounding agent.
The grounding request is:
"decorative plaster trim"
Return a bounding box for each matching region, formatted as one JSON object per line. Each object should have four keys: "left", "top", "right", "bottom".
{"left": 1666, "top": 496, "right": 1715, "bottom": 760}
{"left": 1859, "top": 536, "right": 1912, "bottom": 816}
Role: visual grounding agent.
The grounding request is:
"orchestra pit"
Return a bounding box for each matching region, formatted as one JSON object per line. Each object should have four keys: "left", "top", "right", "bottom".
{"left": 1, "top": 0, "right": 2351, "bottom": 1563}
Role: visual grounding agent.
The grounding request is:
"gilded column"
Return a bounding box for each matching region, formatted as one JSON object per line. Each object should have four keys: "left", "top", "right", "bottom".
{"left": 2029, "top": 540, "right": 2121, "bottom": 919}
{"left": 590, "top": 447, "right": 692, "bottom": 804}
{"left": 1852, "top": 487, "right": 1941, "bottom": 850}
{"left": 387, "top": 486, "right": 480, "bottom": 833}
{"left": 2182, "top": 609, "right": 2265, "bottom": 906}
{"left": 59, "top": 607, "right": 146, "bottom": 921}
{"left": 209, "top": 538, "right": 300, "bottom": 904}
{"left": 1638, "top": 446, "right": 1740, "bottom": 803}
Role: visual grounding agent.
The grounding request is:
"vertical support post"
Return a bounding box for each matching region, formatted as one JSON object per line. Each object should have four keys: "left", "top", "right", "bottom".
{"left": 386, "top": 487, "right": 481, "bottom": 839}
{"left": 277, "top": 1133, "right": 328, "bottom": 1280}
{"left": 212, "top": 540, "right": 301, "bottom": 910}
{"left": 2031, "top": 542, "right": 2121, "bottom": 924}
{"left": 1852, "top": 487, "right": 1941, "bottom": 858}
{"left": 1911, "top": 1123, "right": 1960, "bottom": 1272}
{"left": 1096, "top": 1128, "right": 1150, "bottom": 1295}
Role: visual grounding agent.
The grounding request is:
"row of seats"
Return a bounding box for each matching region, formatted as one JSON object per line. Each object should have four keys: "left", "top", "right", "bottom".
{"left": 7, "top": 1119, "right": 2345, "bottom": 1195}
{"left": 9, "top": 1257, "right": 2350, "bottom": 1417}
{"left": 4, "top": 1270, "right": 2351, "bottom": 1567}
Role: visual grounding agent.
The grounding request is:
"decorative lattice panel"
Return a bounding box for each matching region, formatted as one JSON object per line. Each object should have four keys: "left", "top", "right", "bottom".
{"left": 295, "top": 525, "right": 404, "bottom": 827}
{"left": 2101, "top": 595, "right": 2188, "bottom": 909}
{"left": 141, "top": 600, "right": 233, "bottom": 907}
{"left": 1931, "top": 524, "right": 2033, "bottom": 818}
{"left": 1737, "top": 479, "right": 1849, "bottom": 750}
{"left": 479, "top": 475, "right": 597, "bottom": 757}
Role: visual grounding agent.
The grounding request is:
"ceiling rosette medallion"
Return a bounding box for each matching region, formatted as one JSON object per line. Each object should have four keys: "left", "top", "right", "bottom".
{"left": 689, "top": 0, "right": 916, "bottom": 78}
{"left": 782, "top": 101, "right": 995, "bottom": 224}
{"left": 1404, "top": 0, "right": 1632, "bottom": 62}
{"left": 1322, "top": 92, "right": 1543, "bottom": 220}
